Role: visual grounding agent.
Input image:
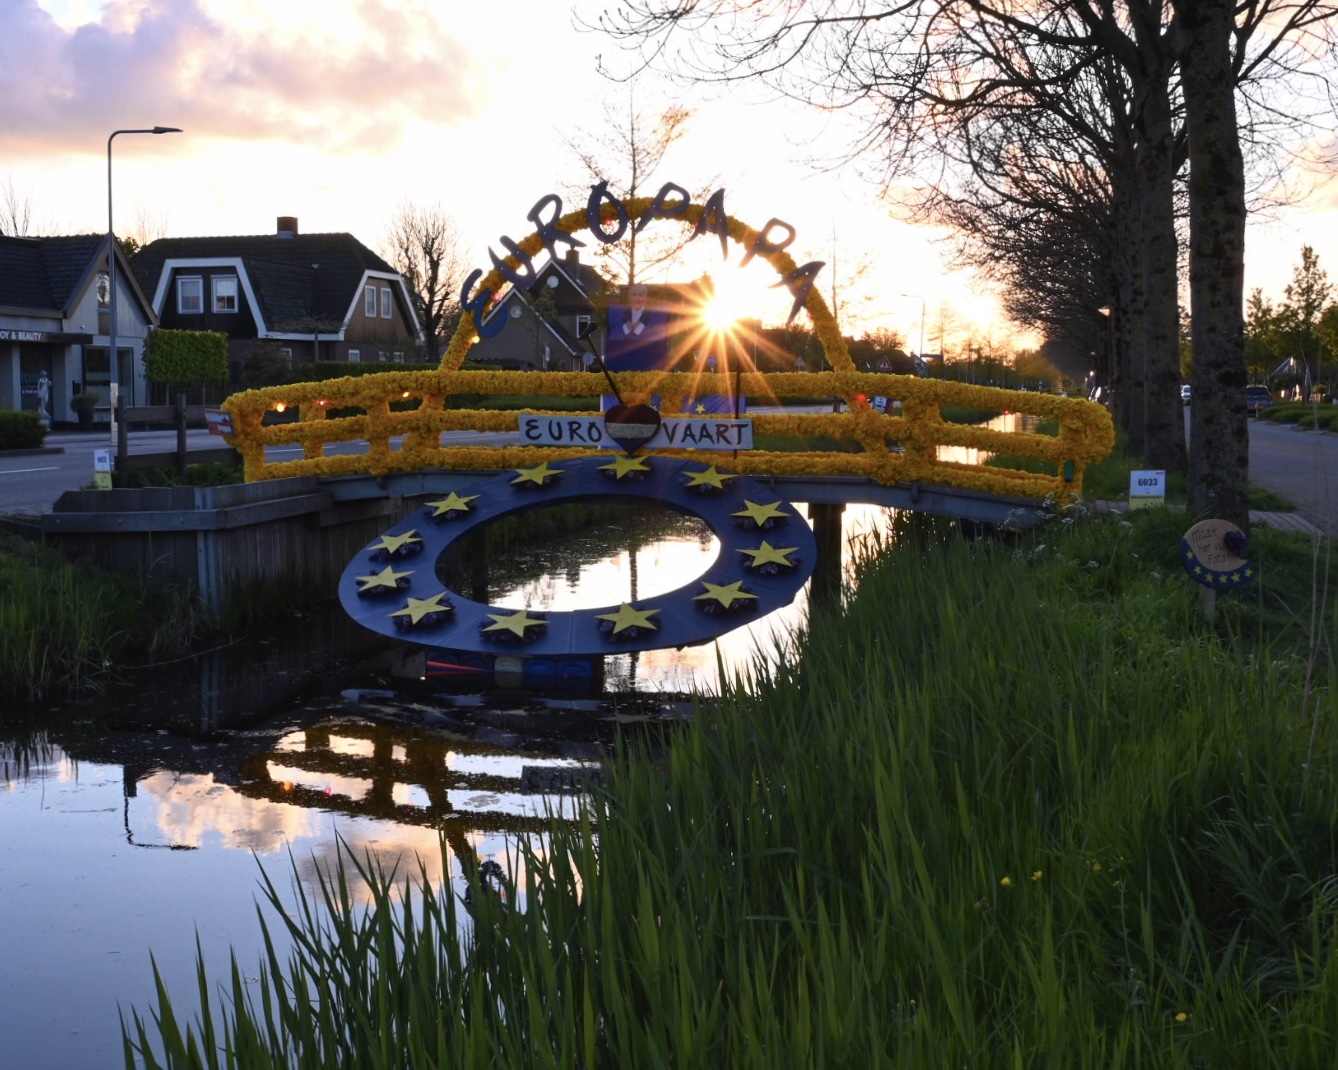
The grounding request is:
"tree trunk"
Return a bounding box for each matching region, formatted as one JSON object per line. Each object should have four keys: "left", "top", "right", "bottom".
{"left": 1175, "top": 0, "right": 1250, "bottom": 528}
{"left": 1137, "top": 81, "right": 1188, "bottom": 474}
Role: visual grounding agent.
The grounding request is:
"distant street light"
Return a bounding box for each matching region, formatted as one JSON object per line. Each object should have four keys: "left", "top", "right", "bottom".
{"left": 107, "top": 126, "right": 181, "bottom": 436}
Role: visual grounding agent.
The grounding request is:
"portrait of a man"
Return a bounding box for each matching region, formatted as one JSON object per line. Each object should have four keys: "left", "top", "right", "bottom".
{"left": 605, "top": 284, "right": 670, "bottom": 372}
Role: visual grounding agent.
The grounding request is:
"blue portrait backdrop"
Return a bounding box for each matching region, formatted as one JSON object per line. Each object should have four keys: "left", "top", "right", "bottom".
{"left": 602, "top": 283, "right": 672, "bottom": 411}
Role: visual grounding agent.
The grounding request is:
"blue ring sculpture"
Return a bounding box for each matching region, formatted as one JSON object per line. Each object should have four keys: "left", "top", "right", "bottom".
{"left": 338, "top": 455, "right": 818, "bottom": 658}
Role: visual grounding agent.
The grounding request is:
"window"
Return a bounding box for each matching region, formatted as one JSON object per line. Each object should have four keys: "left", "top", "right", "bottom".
{"left": 213, "top": 276, "right": 239, "bottom": 313}
{"left": 393, "top": 351, "right": 404, "bottom": 363}
{"left": 364, "top": 285, "right": 376, "bottom": 318}
{"left": 380, "top": 286, "right": 392, "bottom": 319}
{"left": 279, "top": 347, "right": 293, "bottom": 359}
{"left": 348, "top": 348, "right": 361, "bottom": 363}
{"left": 177, "top": 276, "right": 203, "bottom": 314}
{"left": 378, "top": 351, "right": 387, "bottom": 362}
{"left": 575, "top": 314, "right": 592, "bottom": 337}
{"left": 96, "top": 272, "right": 110, "bottom": 307}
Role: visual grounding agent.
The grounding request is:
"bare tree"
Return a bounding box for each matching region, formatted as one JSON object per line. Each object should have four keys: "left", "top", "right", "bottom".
{"left": 564, "top": 89, "right": 715, "bottom": 286}
{"left": 1, "top": 175, "right": 36, "bottom": 236}
{"left": 383, "top": 201, "right": 468, "bottom": 362}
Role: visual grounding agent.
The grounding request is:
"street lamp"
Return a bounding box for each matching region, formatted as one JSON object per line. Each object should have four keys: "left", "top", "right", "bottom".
{"left": 107, "top": 126, "right": 181, "bottom": 434}
{"left": 896, "top": 292, "right": 926, "bottom": 359}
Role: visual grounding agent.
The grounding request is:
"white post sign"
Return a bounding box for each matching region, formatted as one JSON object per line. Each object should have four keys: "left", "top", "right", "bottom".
{"left": 1129, "top": 469, "right": 1166, "bottom": 509}
{"left": 93, "top": 448, "right": 113, "bottom": 490}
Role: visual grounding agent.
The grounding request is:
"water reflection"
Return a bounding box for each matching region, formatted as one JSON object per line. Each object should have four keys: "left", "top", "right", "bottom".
{"left": 0, "top": 500, "right": 907, "bottom": 1067}
{"left": 938, "top": 411, "right": 1043, "bottom": 465}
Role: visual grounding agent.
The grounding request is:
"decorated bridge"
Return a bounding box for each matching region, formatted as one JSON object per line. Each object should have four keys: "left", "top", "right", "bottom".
{"left": 211, "top": 191, "right": 1114, "bottom": 660}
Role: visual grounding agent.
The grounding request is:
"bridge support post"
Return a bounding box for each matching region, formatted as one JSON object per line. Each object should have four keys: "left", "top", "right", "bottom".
{"left": 807, "top": 502, "right": 845, "bottom": 607}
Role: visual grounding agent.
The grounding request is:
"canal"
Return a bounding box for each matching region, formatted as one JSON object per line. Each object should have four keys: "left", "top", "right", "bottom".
{"left": 2, "top": 500, "right": 907, "bottom": 1068}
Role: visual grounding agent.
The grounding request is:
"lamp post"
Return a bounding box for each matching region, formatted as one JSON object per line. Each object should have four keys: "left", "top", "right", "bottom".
{"left": 896, "top": 292, "right": 926, "bottom": 360}
{"left": 107, "top": 126, "right": 181, "bottom": 438}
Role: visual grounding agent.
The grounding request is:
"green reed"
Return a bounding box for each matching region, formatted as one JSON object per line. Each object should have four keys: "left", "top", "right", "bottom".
{"left": 125, "top": 509, "right": 1338, "bottom": 1068}
{"left": 0, "top": 534, "right": 205, "bottom": 703}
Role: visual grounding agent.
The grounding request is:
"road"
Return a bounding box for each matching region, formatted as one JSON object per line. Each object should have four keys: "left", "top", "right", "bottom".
{"left": 0, "top": 427, "right": 519, "bottom": 516}
{"left": 1245, "top": 417, "right": 1338, "bottom": 537}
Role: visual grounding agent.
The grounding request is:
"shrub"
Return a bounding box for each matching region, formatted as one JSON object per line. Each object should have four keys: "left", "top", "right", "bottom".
{"left": 0, "top": 410, "right": 45, "bottom": 450}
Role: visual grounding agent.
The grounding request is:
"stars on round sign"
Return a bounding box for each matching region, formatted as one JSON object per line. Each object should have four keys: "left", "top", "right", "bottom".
{"left": 693, "top": 580, "right": 759, "bottom": 613}
{"left": 389, "top": 592, "right": 454, "bottom": 629}
{"left": 423, "top": 491, "right": 479, "bottom": 519}
{"left": 369, "top": 530, "right": 423, "bottom": 559}
{"left": 596, "top": 603, "right": 661, "bottom": 637}
{"left": 683, "top": 465, "right": 737, "bottom": 492}
{"left": 511, "top": 461, "right": 563, "bottom": 488}
{"left": 482, "top": 609, "right": 548, "bottom": 641}
{"left": 733, "top": 499, "right": 790, "bottom": 528}
{"left": 598, "top": 454, "right": 652, "bottom": 479}
{"left": 740, "top": 540, "right": 799, "bottom": 572}
{"left": 356, "top": 565, "right": 412, "bottom": 596}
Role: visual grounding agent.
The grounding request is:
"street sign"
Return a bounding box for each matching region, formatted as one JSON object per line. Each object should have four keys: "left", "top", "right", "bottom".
{"left": 1129, "top": 469, "right": 1165, "bottom": 509}
{"left": 205, "top": 409, "right": 233, "bottom": 436}
{"left": 93, "top": 448, "right": 112, "bottom": 490}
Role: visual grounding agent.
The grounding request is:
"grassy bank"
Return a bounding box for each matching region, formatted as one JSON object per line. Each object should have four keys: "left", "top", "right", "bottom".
{"left": 0, "top": 534, "right": 208, "bottom": 704}
{"left": 126, "top": 508, "right": 1338, "bottom": 1068}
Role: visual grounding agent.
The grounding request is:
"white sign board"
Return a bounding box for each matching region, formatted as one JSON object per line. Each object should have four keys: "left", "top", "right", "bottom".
{"left": 518, "top": 413, "right": 753, "bottom": 451}
{"left": 1129, "top": 469, "right": 1166, "bottom": 509}
{"left": 205, "top": 409, "right": 233, "bottom": 436}
{"left": 93, "top": 448, "right": 112, "bottom": 490}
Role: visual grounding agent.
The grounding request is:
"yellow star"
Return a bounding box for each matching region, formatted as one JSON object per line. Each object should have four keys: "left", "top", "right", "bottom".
{"left": 482, "top": 609, "right": 547, "bottom": 638}
{"left": 512, "top": 461, "right": 562, "bottom": 486}
{"left": 599, "top": 454, "right": 651, "bottom": 478}
{"left": 694, "top": 580, "right": 759, "bottom": 608}
{"left": 740, "top": 541, "right": 799, "bottom": 569}
{"left": 1245, "top": 567, "right": 1255, "bottom": 577}
{"left": 370, "top": 530, "right": 422, "bottom": 555}
{"left": 389, "top": 592, "right": 452, "bottom": 625}
{"left": 695, "top": 403, "right": 706, "bottom": 414}
{"left": 357, "top": 565, "right": 412, "bottom": 593}
{"left": 1231, "top": 571, "right": 1241, "bottom": 582}
{"left": 1193, "top": 564, "right": 1203, "bottom": 575}
{"left": 684, "top": 465, "right": 736, "bottom": 490}
{"left": 733, "top": 499, "right": 790, "bottom": 526}
{"left": 1185, "top": 549, "right": 1195, "bottom": 559}
{"left": 424, "top": 491, "right": 478, "bottom": 517}
{"left": 596, "top": 603, "right": 661, "bottom": 634}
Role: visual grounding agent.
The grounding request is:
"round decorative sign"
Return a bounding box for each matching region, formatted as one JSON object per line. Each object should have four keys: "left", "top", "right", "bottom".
{"left": 1180, "top": 519, "right": 1257, "bottom": 589}
{"left": 338, "top": 456, "right": 817, "bottom": 657}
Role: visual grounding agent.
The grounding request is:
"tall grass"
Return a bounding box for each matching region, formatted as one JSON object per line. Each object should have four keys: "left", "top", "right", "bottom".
{"left": 125, "top": 510, "right": 1338, "bottom": 1068}
{"left": 0, "top": 534, "right": 206, "bottom": 703}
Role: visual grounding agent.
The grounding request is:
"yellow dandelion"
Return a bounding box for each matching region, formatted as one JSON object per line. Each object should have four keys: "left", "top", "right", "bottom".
{"left": 1175, "top": 1012, "right": 1189, "bottom": 1023}
{"left": 1000, "top": 875, "right": 1013, "bottom": 887}
{"left": 1031, "top": 870, "right": 1044, "bottom": 882}
{"left": 1092, "top": 862, "right": 1103, "bottom": 872}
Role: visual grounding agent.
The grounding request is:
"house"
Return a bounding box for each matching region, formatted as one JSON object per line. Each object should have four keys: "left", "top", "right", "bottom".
{"left": 0, "top": 233, "right": 157, "bottom": 424}
{"left": 130, "top": 217, "right": 421, "bottom": 375}
{"left": 468, "top": 250, "right": 614, "bottom": 371}
{"left": 467, "top": 251, "right": 716, "bottom": 374}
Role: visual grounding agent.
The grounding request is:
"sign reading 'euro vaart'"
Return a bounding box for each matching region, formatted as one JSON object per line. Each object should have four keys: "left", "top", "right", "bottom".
{"left": 518, "top": 412, "right": 753, "bottom": 451}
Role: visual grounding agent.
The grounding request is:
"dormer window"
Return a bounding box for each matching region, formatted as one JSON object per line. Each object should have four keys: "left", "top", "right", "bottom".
{"left": 96, "top": 272, "right": 110, "bottom": 307}
{"left": 365, "top": 285, "right": 376, "bottom": 318}
{"left": 213, "top": 276, "right": 239, "bottom": 313}
{"left": 178, "top": 276, "right": 203, "bottom": 314}
{"left": 380, "top": 286, "right": 392, "bottom": 319}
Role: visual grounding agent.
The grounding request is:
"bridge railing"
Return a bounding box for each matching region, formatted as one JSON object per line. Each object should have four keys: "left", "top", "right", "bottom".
{"left": 220, "top": 369, "right": 1114, "bottom": 502}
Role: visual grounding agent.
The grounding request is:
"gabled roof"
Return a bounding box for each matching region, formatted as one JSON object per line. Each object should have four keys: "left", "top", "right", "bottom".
{"left": 0, "top": 234, "right": 106, "bottom": 313}
{"left": 130, "top": 232, "right": 401, "bottom": 328}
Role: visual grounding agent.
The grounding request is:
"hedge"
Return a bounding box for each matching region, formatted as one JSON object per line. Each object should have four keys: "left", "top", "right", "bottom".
{"left": 0, "top": 410, "right": 45, "bottom": 450}
{"left": 144, "top": 329, "right": 229, "bottom": 384}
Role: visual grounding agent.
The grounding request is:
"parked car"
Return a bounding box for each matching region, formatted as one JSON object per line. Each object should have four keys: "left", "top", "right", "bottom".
{"left": 1181, "top": 384, "right": 1192, "bottom": 405}
{"left": 1245, "top": 385, "right": 1273, "bottom": 414}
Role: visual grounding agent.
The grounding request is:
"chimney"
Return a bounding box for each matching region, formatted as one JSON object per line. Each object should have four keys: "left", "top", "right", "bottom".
{"left": 564, "top": 248, "right": 580, "bottom": 266}
{"left": 277, "top": 216, "right": 299, "bottom": 238}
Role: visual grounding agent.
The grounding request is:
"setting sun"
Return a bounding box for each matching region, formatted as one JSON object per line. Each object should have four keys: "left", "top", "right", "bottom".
{"left": 695, "top": 262, "right": 791, "bottom": 330}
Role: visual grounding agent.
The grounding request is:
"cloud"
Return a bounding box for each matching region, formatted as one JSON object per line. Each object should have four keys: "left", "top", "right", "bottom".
{"left": 0, "top": 0, "right": 482, "bottom": 154}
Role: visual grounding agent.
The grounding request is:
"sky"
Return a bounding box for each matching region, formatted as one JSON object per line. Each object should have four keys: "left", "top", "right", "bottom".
{"left": 3, "top": 0, "right": 1336, "bottom": 353}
